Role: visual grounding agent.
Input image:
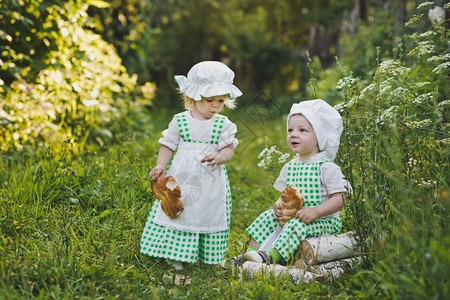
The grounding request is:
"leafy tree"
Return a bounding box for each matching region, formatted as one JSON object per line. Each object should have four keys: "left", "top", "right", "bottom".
{"left": 86, "top": 0, "right": 354, "bottom": 103}
{"left": 0, "top": 0, "right": 154, "bottom": 152}
{"left": 87, "top": 0, "right": 158, "bottom": 84}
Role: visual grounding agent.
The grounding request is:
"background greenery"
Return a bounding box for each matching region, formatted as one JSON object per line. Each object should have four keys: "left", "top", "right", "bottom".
{"left": 1, "top": 0, "right": 449, "bottom": 298}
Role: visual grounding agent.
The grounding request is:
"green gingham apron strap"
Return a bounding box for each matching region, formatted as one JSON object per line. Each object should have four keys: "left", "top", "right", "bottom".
{"left": 175, "top": 112, "right": 192, "bottom": 142}
{"left": 209, "top": 115, "right": 226, "bottom": 145}
{"left": 286, "top": 158, "right": 330, "bottom": 207}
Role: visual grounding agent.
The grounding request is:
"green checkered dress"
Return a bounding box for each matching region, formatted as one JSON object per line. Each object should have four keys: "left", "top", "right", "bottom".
{"left": 246, "top": 158, "right": 342, "bottom": 261}
{"left": 140, "top": 112, "right": 233, "bottom": 264}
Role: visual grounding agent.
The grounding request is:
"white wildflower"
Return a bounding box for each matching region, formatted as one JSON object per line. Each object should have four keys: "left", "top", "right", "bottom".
{"left": 408, "top": 42, "right": 435, "bottom": 59}
{"left": 375, "top": 106, "right": 399, "bottom": 125}
{"left": 258, "top": 147, "right": 269, "bottom": 159}
{"left": 404, "top": 119, "right": 432, "bottom": 129}
{"left": 437, "top": 100, "right": 450, "bottom": 108}
{"left": 390, "top": 87, "right": 412, "bottom": 99}
{"left": 336, "top": 76, "right": 357, "bottom": 90}
{"left": 418, "top": 30, "right": 437, "bottom": 40}
{"left": 377, "top": 60, "right": 411, "bottom": 77}
{"left": 334, "top": 102, "right": 348, "bottom": 114}
{"left": 432, "top": 62, "right": 450, "bottom": 75}
{"left": 379, "top": 81, "right": 393, "bottom": 97}
{"left": 427, "top": 53, "right": 450, "bottom": 63}
{"left": 417, "top": 179, "right": 437, "bottom": 187}
{"left": 278, "top": 153, "right": 290, "bottom": 164}
{"left": 405, "top": 14, "right": 423, "bottom": 27}
{"left": 415, "top": 81, "right": 432, "bottom": 88}
{"left": 258, "top": 145, "right": 289, "bottom": 169}
{"left": 413, "top": 92, "right": 433, "bottom": 104}
{"left": 360, "top": 83, "right": 376, "bottom": 98}
{"left": 417, "top": 2, "right": 434, "bottom": 10}
{"left": 438, "top": 138, "right": 450, "bottom": 145}
{"left": 348, "top": 96, "right": 361, "bottom": 108}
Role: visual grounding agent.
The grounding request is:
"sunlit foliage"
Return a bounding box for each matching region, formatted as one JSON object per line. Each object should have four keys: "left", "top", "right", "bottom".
{"left": 0, "top": 0, "right": 155, "bottom": 152}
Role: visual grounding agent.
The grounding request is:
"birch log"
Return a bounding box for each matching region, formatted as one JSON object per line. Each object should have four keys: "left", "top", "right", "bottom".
{"left": 242, "top": 257, "right": 362, "bottom": 285}
{"left": 300, "top": 231, "right": 358, "bottom": 265}
{"left": 242, "top": 261, "right": 315, "bottom": 285}
{"left": 305, "top": 257, "right": 362, "bottom": 280}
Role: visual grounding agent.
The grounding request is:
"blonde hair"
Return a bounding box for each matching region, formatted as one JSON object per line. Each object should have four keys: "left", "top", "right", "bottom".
{"left": 183, "top": 94, "right": 237, "bottom": 110}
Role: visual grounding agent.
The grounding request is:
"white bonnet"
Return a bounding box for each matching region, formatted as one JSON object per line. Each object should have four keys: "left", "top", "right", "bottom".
{"left": 174, "top": 61, "right": 243, "bottom": 101}
{"left": 287, "top": 99, "right": 343, "bottom": 160}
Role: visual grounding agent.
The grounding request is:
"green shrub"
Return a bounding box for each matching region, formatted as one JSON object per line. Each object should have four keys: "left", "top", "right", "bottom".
{"left": 0, "top": 0, "right": 155, "bottom": 153}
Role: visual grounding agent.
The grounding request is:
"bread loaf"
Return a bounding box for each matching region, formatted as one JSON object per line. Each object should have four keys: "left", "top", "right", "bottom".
{"left": 151, "top": 175, "right": 184, "bottom": 218}
{"left": 278, "top": 184, "right": 304, "bottom": 226}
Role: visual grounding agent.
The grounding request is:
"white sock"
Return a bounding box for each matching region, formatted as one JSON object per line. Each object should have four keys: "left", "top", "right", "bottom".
{"left": 168, "top": 259, "right": 184, "bottom": 270}
{"left": 243, "top": 251, "right": 263, "bottom": 263}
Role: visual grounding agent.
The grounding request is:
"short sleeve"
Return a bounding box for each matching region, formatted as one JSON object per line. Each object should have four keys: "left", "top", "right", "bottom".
{"left": 217, "top": 118, "right": 239, "bottom": 150}
{"left": 158, "top": 117, "right": 180, "bottom": 151}
{"left": 320, "top": 162, "right": 352, "bottom": 195}
{"left": 273, "top": 163, "right": 289, "bottom": 192}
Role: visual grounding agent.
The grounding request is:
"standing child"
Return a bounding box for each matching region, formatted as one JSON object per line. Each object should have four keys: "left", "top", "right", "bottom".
{"left": 241, "top": 99, "right": 351, "bottom": 265}
{"left": 140, "top": 61, "right": 242, "bottom": 270}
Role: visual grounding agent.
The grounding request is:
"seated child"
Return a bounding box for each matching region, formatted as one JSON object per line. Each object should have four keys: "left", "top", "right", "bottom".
{"left": 242, "top": 99, "right": 352, "bottom": 265}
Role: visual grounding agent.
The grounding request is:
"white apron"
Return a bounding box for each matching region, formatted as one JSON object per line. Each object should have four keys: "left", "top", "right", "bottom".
{"left": 153, "top": 114, "right": 228, "bottom": 233}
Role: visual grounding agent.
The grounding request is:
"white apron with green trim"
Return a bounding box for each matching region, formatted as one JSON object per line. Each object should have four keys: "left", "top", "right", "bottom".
{"left": 153, "top": 112, "right": 228, "bottom": 233}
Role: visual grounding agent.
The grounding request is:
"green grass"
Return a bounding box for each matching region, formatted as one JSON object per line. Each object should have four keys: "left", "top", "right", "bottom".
{"left": 0, "top": 109, "right": 448, "bottom": 299}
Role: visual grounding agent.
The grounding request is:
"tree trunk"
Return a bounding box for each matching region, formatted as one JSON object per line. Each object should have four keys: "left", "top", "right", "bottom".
{"left": 358, "top": 0, "right": 367, "bottom": 23}
{"left": 394, "top": 0, "right": 407, "bottom": 41}
{"left": 299, "top": 231, "right": 359, "bottom": 265}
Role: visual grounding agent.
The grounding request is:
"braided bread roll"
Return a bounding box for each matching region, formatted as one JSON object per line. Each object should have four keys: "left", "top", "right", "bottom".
{"left": 151, "top": 174, "right": 184, "bottom": 218}
{"left": 278, "top": 184, "right": 304, "bottom": 226}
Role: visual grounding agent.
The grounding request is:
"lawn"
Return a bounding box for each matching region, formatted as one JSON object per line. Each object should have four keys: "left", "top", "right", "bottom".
{"left": 0, "top": 109, "right": 322, "bottom": 299}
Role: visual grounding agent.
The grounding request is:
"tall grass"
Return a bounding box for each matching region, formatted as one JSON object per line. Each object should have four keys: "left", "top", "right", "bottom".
{"left": 0, "top": 134, "right": 156, "bottom": 298}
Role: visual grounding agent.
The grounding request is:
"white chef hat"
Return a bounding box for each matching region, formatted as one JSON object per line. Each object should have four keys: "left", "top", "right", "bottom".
{"left": 287, "top": 99, "right": 343, "bottom": 160}
{"left": 174, "top": 61, "right": 243, "bottom": 101}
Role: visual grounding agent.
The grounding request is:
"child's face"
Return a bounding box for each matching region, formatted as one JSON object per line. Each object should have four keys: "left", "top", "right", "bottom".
{"left": 193, "top": 95, "right": 226, "bottom": 120}
{"left": 286, "top": 114, "right": 319, "bottom": 160}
